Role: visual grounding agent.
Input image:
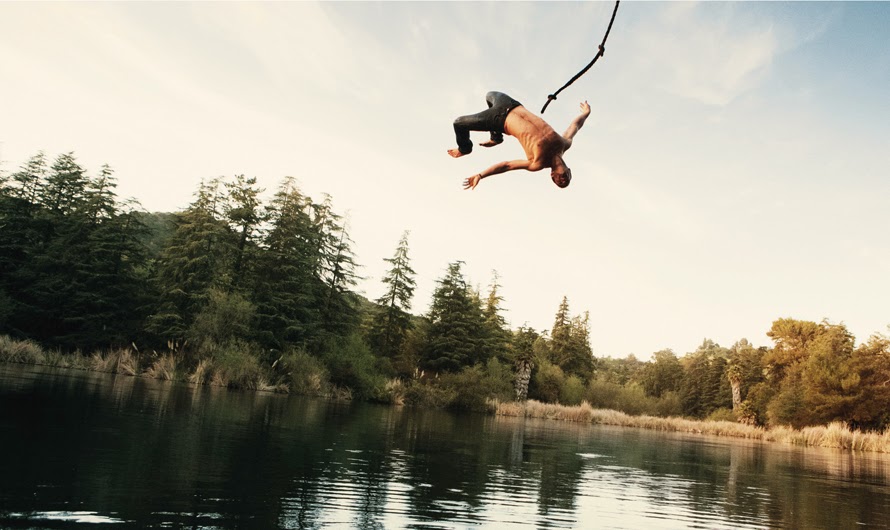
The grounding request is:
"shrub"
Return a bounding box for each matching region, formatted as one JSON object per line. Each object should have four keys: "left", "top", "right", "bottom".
{"left": 655, "top": 390, "right": 684, "bottom": 417}
{"left": 404, "top": 379, "right": 457, "bottom": 409}
{"left": 560, "top": 375, "right": 585, "bottom": 406}
{"left": 706, "top": 407, "right": 737, "bottom": 423}
{"left": 530, "top": 361, "right": 565, "bottom": 403}
{"left": 275, "top": 349, "right": 330, "bottom": 396}
{"left": 210, "top": 342, "right": 265, "bottom": 389}
{"left": 320, "top": 333, "right": 385, "bottom": 400}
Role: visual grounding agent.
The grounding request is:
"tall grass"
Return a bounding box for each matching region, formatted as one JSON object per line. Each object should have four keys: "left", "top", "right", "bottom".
{"left": 0, "top": 335, "right": 44, "bottom": 364}
{"left": 496, "top": 400, "right": 890, "bottom": 453}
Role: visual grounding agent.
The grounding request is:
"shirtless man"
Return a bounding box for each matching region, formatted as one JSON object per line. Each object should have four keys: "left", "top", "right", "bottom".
{"left": 447, "top": 91, "right": 590, "bottom": 190}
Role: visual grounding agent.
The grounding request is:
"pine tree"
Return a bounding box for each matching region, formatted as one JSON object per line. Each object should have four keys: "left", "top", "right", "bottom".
{"left": 147, "top": 178, "right": 235, "bottom": 343}
{"left": 313, "top": 195, "right": 360, "bottom": 341}
{"left": 421, "top": 261, "right": 486, "bottom": 373}
{"left": 367, "top": 231, "right": 416, "bottom": 362}
{"left": 547, "top": 297, "right": 594, "bottom": 379}
{"left": 223, "top": 174, "right": 264, "bottom": 292}
{"left": 252, "top": 177, "right": 322, "bottom": 351}
{"left": 481, "top": 270, "right": 512, "bottom": 363}
{"left": 565, "top": 311, "right": 595, "bottom": 378}
{"left": 0, "top": 152, "right": 48, "bottom": 335}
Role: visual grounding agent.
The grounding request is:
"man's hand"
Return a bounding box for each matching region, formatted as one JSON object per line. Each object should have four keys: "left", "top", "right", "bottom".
{"left": 447, "top": 148, "right": 465, "bottom": 158}
{"left": 479, "top": 139, "right": 503, "bottom": 148}
{"left": 463, "top": 174, "right": 482, "bottom": 190}
{"left": 580, "top": 100, "right": 590, "bottom": 116}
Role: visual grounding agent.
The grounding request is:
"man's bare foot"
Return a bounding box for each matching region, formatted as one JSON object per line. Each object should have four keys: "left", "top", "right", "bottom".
{"left": 447, "top": 148, "right": 465, "bottom": 158}
{"left": 479, "top": 140, "right": 502, "bottom": 148}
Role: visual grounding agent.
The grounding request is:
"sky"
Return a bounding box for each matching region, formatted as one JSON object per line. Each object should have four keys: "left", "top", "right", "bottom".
{"left": 1, "top": 1, "right": 889, "bottom": 360}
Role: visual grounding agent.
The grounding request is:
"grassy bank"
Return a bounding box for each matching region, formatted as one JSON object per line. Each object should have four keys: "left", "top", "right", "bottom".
{"left": 0, "top": 335, "right": 337, "bottom": 397}
{"left": 5, "top": 335, "right": 889, "bottom": 453}
{"left": 496, "top": 400, "right": 890, "bottom": 453}
{"left": 0, "top": 335, "right": 511, "bottom": 409}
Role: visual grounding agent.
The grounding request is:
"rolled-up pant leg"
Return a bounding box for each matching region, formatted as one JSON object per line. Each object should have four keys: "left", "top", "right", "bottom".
{"left": 452, "top": 91, "right": 517, "bottom": 155}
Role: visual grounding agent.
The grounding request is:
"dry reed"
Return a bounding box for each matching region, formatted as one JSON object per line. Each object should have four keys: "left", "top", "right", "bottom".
{"left": 496, "top": 400, "right": 890, "bottom": 453}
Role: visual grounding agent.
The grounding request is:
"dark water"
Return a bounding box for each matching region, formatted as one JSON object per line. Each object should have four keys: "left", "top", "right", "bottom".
{"left": 1, "top": 365, "right": 889, "bottom": 529}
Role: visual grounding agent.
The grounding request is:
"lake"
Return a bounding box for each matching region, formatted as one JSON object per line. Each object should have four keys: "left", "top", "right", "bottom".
{"left": 0, "top": 363, "right": 888, "bottom": 529}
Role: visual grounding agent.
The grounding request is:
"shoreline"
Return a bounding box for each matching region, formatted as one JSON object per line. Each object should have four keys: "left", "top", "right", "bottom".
{"left": 4, "top": 355, "right": 890, "bottom": 455}
{"left": 495, "top": 400, "right": 890, "bottom": 453}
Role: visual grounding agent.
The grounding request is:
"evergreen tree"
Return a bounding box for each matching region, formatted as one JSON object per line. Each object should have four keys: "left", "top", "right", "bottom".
{"left": 0, "top": 153, "right": 148, "bottom": 349}
{"left": 565, "top": 311, "right": 595, "bottom": 378}
{"left": 367, "top": 231, "right": 416, "bottom": 363}
{"left": 679, "top": 340, "right": 732, "bottom": 418}
{"left": 252, "top": 177, "right": 321, "bottom": 352}
{"left": 481, "top": 270, "right": 512, "bottom": 363}
{"left": 147, "top": 178, "right": 235, "bottom": 343}
{"left": 223, "top": 174, "right": 264, "bottom": 292}
{"left": 640, "top": 349, "right": 683, "bottom": 398}
{"left": 548, "top": 297, "right": 594, "bottom": 379}
{"left": 313, "top": 196, "right": 360, "bottom": 341}
{"left": 421, "top": 261, "right": 486, "bottom": 373}
{"left": 549, "top": 296, "right": 572, "bottom": 366}
{"left": 21, "top": 153, "right": 94, "bottom": 345}
{"left": 0, "top": 152, "right": 48, "bottom": 336}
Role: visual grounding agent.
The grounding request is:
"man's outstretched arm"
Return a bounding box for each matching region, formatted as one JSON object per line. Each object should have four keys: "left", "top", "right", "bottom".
{"left": 562, "top": 101, "right": 591, "bottom": 145}
{"left": 463, "top": 159, "right": 531, "bottom": 190}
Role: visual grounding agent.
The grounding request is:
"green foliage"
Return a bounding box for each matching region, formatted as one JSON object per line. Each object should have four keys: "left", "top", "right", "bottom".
{"left": 706, "top": 407, "right": 737, "bottom": 422}
{"left": 559, "top": 375, "right": 585, "bottom": 405}
{"left": 679, "top": 340, "right": 732, "bottom": 418}
{"left": 251, "top": 177, "right": 324, "bottom": 350}
{"left": 4, "top": 150, "right": 890, "bottom": 429}
{"left": 530, "top": 360, "right": 565, "bottom": 403}
{"left": 639, "top": 349, "right": 683, "bottom": 398}
{"left": 319, "top": 333, "right": 385, "bottom": 400}
{"left": 0, "top": 152, "right": 149, "bottom": 350}
{"left": 585, "top": 379, "right": 657, "bottom": 416}
{"left": 275, "top": 349, "right": 330, "bottom": 396}
{"left": 404, "top": 379, "right": 458, "bottom": 409}
{"left": 210, "top": 341, "right": 265, "bottom": 390}
{"left": 367, "top": 231, "right": 416, "bottom": 362}
{"left": 420, "top": 359, "right": 514, "bottom": 412}
{"left": 480, "top": 271, "right": 512, "bottom": 363}
{"left": 547, "top": 297, "right": 595, "bottom": 379}
{"left": 147, "top": 178, "right": 235, "bottom": 341}
{"left": 420, "top": 261, "right": 487, "bottom": 373}
{"left": 188, "top": 288, "right": 257, "bottom": 360}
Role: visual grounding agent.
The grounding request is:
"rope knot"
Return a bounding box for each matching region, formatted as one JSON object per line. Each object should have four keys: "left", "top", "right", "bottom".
{"left": 547, "top": 94, "right": 557, "bottom": 101}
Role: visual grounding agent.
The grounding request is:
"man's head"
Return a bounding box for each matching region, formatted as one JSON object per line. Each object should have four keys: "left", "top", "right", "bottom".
{"left": 551, "top": 166, "right": 572, "bottom": 188}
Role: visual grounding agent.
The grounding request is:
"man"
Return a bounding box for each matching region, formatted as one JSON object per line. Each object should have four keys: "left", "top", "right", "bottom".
{"left": 447, "top": 91, "right": 590, "bottom": 190}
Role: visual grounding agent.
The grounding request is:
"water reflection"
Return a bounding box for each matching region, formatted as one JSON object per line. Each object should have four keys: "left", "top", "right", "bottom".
{"left": 1, "top": 364, "right": 889, "bottom": 529}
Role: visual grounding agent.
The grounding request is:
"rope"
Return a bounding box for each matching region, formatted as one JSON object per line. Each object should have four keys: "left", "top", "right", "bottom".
{"left": 540, "top": 0, "right": 620, "bottom": 114}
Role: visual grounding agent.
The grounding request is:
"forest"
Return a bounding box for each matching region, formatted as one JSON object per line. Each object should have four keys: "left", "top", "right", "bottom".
{"left": 2, "top": 152, "right": 889, "bottom": 431}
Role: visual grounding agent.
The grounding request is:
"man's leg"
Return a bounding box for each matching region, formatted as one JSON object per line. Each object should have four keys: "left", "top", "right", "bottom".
{"left": 452, "top": 92, "right": 516, "bottom": 155}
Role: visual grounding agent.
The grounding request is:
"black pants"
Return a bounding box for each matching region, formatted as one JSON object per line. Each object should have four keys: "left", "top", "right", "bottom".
{"left": 453, "top": 92, "right": 523, "bottom": 155}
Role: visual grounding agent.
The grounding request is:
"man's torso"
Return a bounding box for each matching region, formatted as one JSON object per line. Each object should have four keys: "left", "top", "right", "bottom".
{"left": 504, "top": 107, "right": 567, "bottom": 170}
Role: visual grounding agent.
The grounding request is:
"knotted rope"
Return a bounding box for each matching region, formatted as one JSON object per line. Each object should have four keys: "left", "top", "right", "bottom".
{"left": 541, "top": 0, "right": 620, "bottom": 114}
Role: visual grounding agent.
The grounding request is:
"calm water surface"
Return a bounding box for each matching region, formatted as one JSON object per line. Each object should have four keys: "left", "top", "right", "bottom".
{"left": 1, "top": 364, "right": 889, "bottom": 529}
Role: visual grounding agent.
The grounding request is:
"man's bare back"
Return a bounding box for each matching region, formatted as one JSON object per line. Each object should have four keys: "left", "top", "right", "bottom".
{"left": 448, "top": 92, "right": 590, "bottom": 190}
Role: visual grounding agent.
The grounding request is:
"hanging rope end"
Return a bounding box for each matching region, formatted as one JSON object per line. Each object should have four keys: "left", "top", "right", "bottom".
{"left": 541, "top": 94, "right": 557, "bottom": 114}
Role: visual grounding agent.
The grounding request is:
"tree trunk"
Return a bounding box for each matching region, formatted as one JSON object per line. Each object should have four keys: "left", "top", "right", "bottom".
{"left": 730, "top": 377, "right": 742, "bottom": 412}
{"left": 515, "top": 360, "right": 533, "bottom": 401}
